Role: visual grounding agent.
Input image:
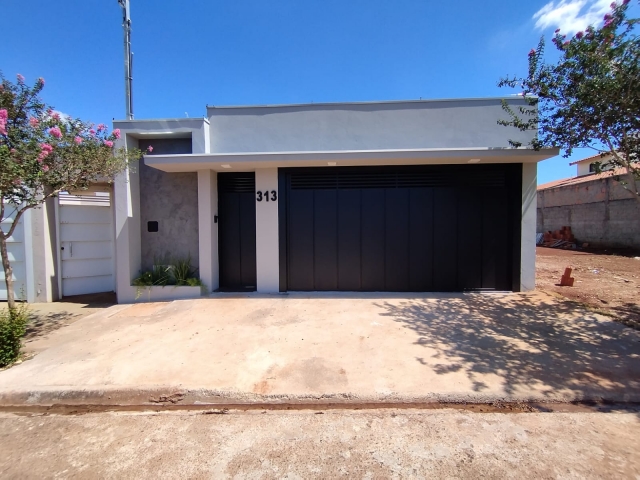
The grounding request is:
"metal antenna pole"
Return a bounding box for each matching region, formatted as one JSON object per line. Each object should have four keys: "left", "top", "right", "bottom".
{"left": 118, "top": 0, "right": 133, "bottom": 120}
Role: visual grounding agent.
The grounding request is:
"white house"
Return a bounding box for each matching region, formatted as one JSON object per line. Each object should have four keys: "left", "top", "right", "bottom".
{"left": 570, "top": 153, "right": 615, "bottom": 177}
{"left": 112, "top": 97, "right": 558, "bottom": 303}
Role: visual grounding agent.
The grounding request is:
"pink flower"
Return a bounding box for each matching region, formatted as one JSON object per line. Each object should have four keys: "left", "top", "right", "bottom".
{"left": 610, "top": 1, "right": 617, "bottom": 8}
{"left": 37, "top": 145, "right": 51, "bottom": 162}
{"left": 112, "top": 128, "right": 121, "bottom": 139}
{"left": 563, "top": 40, "right": 570, "bottom": 46}
{"left": 51, "top": 112, "right": 60, "bottom": 121}
{"left": 74, "top": 136, "right": 82, "bottom": 145}
{"left": 623, "top": 0, "right": 630, "bottom": 4}
{"left": 147, "top": 145, "right": 153, "bottom": 152}
{"left": 528, "top": 48, "right": 536, "bottom": 56}
{"left": 0, "top": 109, "right": 7, "bottom": 136}
{"left": 42, "top": 165, "right": 50, "bottom": 172}
{"left": 49, "top": 126, "right": 62, "bottom": 138}
{"left": 604, "top": 13, "right": 613, "bottom": 21}
{"left": 576, "top": 31, "right": 584, "bottom": 39}
{"left": 89, "top": 129, "right": 96, "bottom": 135}
{"left": 104, "top": 140, "right": 114, "bottom": 148}
{"left": 97, "top": 123, "right": 106, "bottom": 131}
{"left": 29, "top": 117, "right": 39, "bottom": 127}
{"left": 555, "top": 28, "right": 561, "bottom": 33}
{"left": 37, "top": 77, "right": 45, "bottom": 86}
{"left": 16, "top": 74, "right": 25, "bottom": 83}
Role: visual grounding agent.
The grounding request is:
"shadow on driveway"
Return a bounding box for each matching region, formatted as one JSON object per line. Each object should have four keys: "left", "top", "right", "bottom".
{"left": 376, "top": 293, "right": 640, "bottom": 400}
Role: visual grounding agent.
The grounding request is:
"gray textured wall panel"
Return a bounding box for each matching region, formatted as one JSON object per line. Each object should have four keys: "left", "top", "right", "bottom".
{"left": 139, "top": 139, "right": 199, "bottom": 271}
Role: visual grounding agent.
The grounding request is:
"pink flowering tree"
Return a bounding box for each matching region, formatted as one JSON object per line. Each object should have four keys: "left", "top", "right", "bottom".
{"left": 498, "top": 0, "right": 639, "bottom": 201}
{"left": 0, "top": 73, "right": 142, "bottom": 309}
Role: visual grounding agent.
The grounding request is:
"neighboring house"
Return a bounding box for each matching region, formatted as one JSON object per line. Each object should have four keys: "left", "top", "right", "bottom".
{"left": 112, "top": 97, "right": 557, "bottom": 303}
{"left": 537, "top": 154, "right": 640, "bottom": 249}
{"left": 0, "top": 187, "right": 116, "bottom": 302}
{"left": 570, "top": 153, "right": 615, "bottom": 177}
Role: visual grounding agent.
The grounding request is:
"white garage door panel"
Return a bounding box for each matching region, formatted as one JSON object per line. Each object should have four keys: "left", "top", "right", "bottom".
{"left": 62, "top": 275, "right": 113, "bottom": 297}
{"left": 6, "top": 241, "right": 26, "bottom": 263}
{"left": 59, "top": 197, "right": 114, "bottom": 297}
{"left": 60, "top": 223, "right": 112, "bottom": 243}
{"left": 0, "top": 217, "right": 26, "bottom": 301}
{"left": 60, "top": 205, "right": 112, "bottom": 224}
{"left": 62, "top": 258, "right": 112, "bottom": 278}
{"left": 0, "top": 262, "right": 26, "bottom": 289}
{"left": 4, "top": 225, "right": 24, "bottom": 243}
{"left": 60, "top": 241, "right": 111, "bottom": 261}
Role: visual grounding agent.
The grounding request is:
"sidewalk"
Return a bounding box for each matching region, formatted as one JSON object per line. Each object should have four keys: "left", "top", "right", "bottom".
{"left": 1, "top": 291, "right": 639, "bottom": 406}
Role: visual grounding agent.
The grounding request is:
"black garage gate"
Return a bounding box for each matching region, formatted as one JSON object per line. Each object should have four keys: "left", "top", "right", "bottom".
{"left": 277, "top": 164, "right": 522, "bottom": 292}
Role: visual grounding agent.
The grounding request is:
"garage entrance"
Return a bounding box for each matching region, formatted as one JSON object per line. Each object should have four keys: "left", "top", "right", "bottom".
{"left": 278, "top": 165, "right": 521, "bottom": 292}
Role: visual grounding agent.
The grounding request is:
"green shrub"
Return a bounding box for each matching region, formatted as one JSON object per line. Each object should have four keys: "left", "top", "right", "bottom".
{"left": 132, "top": 264, "right": 171, "bottom": 287}
{"left": 0, "top": 304, "right": 28, "bottom": 367}
{"left": 173, "top": 255, "right": 197, "bottom": 286}
{"left": 185, "top": 277, "right": 203, "bottom": 287}
{"left": 132, "top": 255, "right": 203, "bottom": 298}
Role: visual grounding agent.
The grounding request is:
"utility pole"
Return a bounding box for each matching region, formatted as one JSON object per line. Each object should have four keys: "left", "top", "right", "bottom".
{"left": 118, "top": 0, "right": 134, "bottom": 120}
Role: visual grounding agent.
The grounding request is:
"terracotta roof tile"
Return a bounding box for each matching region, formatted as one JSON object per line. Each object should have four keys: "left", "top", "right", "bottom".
{"left": 537, "top": 167, "right": 629, "bottom": 191}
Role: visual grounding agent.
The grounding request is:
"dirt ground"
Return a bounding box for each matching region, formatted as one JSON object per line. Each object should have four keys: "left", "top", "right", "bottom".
{"left": 0, "top": 409, "right": 638, "bottom": 478}
{"left": 536, "top": 247, "right": 640, "bottom": 328}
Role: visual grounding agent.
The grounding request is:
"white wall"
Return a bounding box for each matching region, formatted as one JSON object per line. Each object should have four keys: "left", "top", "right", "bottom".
{"left": 114, "top": 134, "right": 142, "bottom": 303}
{"left": 576, "top": 162, "right": 591, "bottom": 177}
{"left": 521, "top": 162, "right": 537, "bottom": 291}
{"left": 29, "top": 199, "right": 59, "bottom": 302}
{"left": 207, "top": 98, "right": 535, "bottom": 154}
{"left": 197, "top": 170, "right": 219, "bottom": 292}
{"left": 255, "top": 168, "right": 279, "bottom": 293}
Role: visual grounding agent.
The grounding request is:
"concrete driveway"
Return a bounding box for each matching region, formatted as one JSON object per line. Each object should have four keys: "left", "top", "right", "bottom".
{"left": 1, "top": 291, "right": 639, "bottom": 405}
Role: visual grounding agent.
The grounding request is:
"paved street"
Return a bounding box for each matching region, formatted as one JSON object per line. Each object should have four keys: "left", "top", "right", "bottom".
{"left": 0, "top": 408, "right": 638, "bottom": 478}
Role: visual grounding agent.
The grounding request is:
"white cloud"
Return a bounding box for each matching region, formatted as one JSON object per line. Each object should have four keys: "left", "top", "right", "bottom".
{"left": 45, "top": 110, "right": 71, "bottom": 123}
{"left": 533, "top": 0, "right": 612, "bottom": 34}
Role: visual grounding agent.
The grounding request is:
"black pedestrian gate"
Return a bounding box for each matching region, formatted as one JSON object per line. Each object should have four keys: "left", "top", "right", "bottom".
{"left": 218, "top": 172, "right": 257, "bottom": 291}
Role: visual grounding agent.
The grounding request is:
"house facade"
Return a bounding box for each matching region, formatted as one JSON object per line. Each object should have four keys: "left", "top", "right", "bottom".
{"left": 113, "top": 97, "right": 557, "bottom": 303}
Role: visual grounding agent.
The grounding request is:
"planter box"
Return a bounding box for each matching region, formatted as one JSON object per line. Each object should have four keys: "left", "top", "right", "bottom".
{"left": 133, "top": 285, "right": 202, "bottom": 303}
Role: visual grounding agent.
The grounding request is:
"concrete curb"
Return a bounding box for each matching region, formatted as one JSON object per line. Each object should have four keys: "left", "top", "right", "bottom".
{"left": 1, "top": 386, "right": 639, "bottom": 408}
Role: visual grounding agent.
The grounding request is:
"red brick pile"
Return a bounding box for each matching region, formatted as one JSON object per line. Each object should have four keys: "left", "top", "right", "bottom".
{"left": 541, "top": 226, "right": 578, "bottom": 249}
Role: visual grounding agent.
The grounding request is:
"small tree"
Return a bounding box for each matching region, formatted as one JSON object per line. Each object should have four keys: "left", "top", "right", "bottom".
{"left": 498, "top": 0, "right": 640, "bottom": 200}
{"left": 0, "top": 73, "right": 141, "bottom": 309}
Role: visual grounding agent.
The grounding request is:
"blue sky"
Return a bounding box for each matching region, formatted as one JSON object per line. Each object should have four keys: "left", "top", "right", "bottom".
{"left": 3, "top": 0, "right": 635, "bottom": 184}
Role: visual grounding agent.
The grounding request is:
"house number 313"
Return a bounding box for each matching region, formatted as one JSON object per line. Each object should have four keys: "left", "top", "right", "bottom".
{"left": 256, "top": 190, "right": 277, "bottom": 202}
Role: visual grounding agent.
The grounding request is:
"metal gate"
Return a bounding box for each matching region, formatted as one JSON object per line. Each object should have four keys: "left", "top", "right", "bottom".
{"left": 58, "top": 188, "right": 115, "bottom": 297}
{"left": 218, "top": 173, "right": 257, "bottom": 291}
{"left": 279, "top": 164, "right": 521, "bottom": 292}
{"left": 0, "top": 210, "right": 26, "bottom": 301}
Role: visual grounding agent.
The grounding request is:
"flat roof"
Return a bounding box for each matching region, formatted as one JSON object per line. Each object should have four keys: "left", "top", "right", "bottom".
{"left": 112, "top": 117, "right": 209, "bottom": 124}
{"left": 206, "top": 95, "right": 531, "bottom": 110}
